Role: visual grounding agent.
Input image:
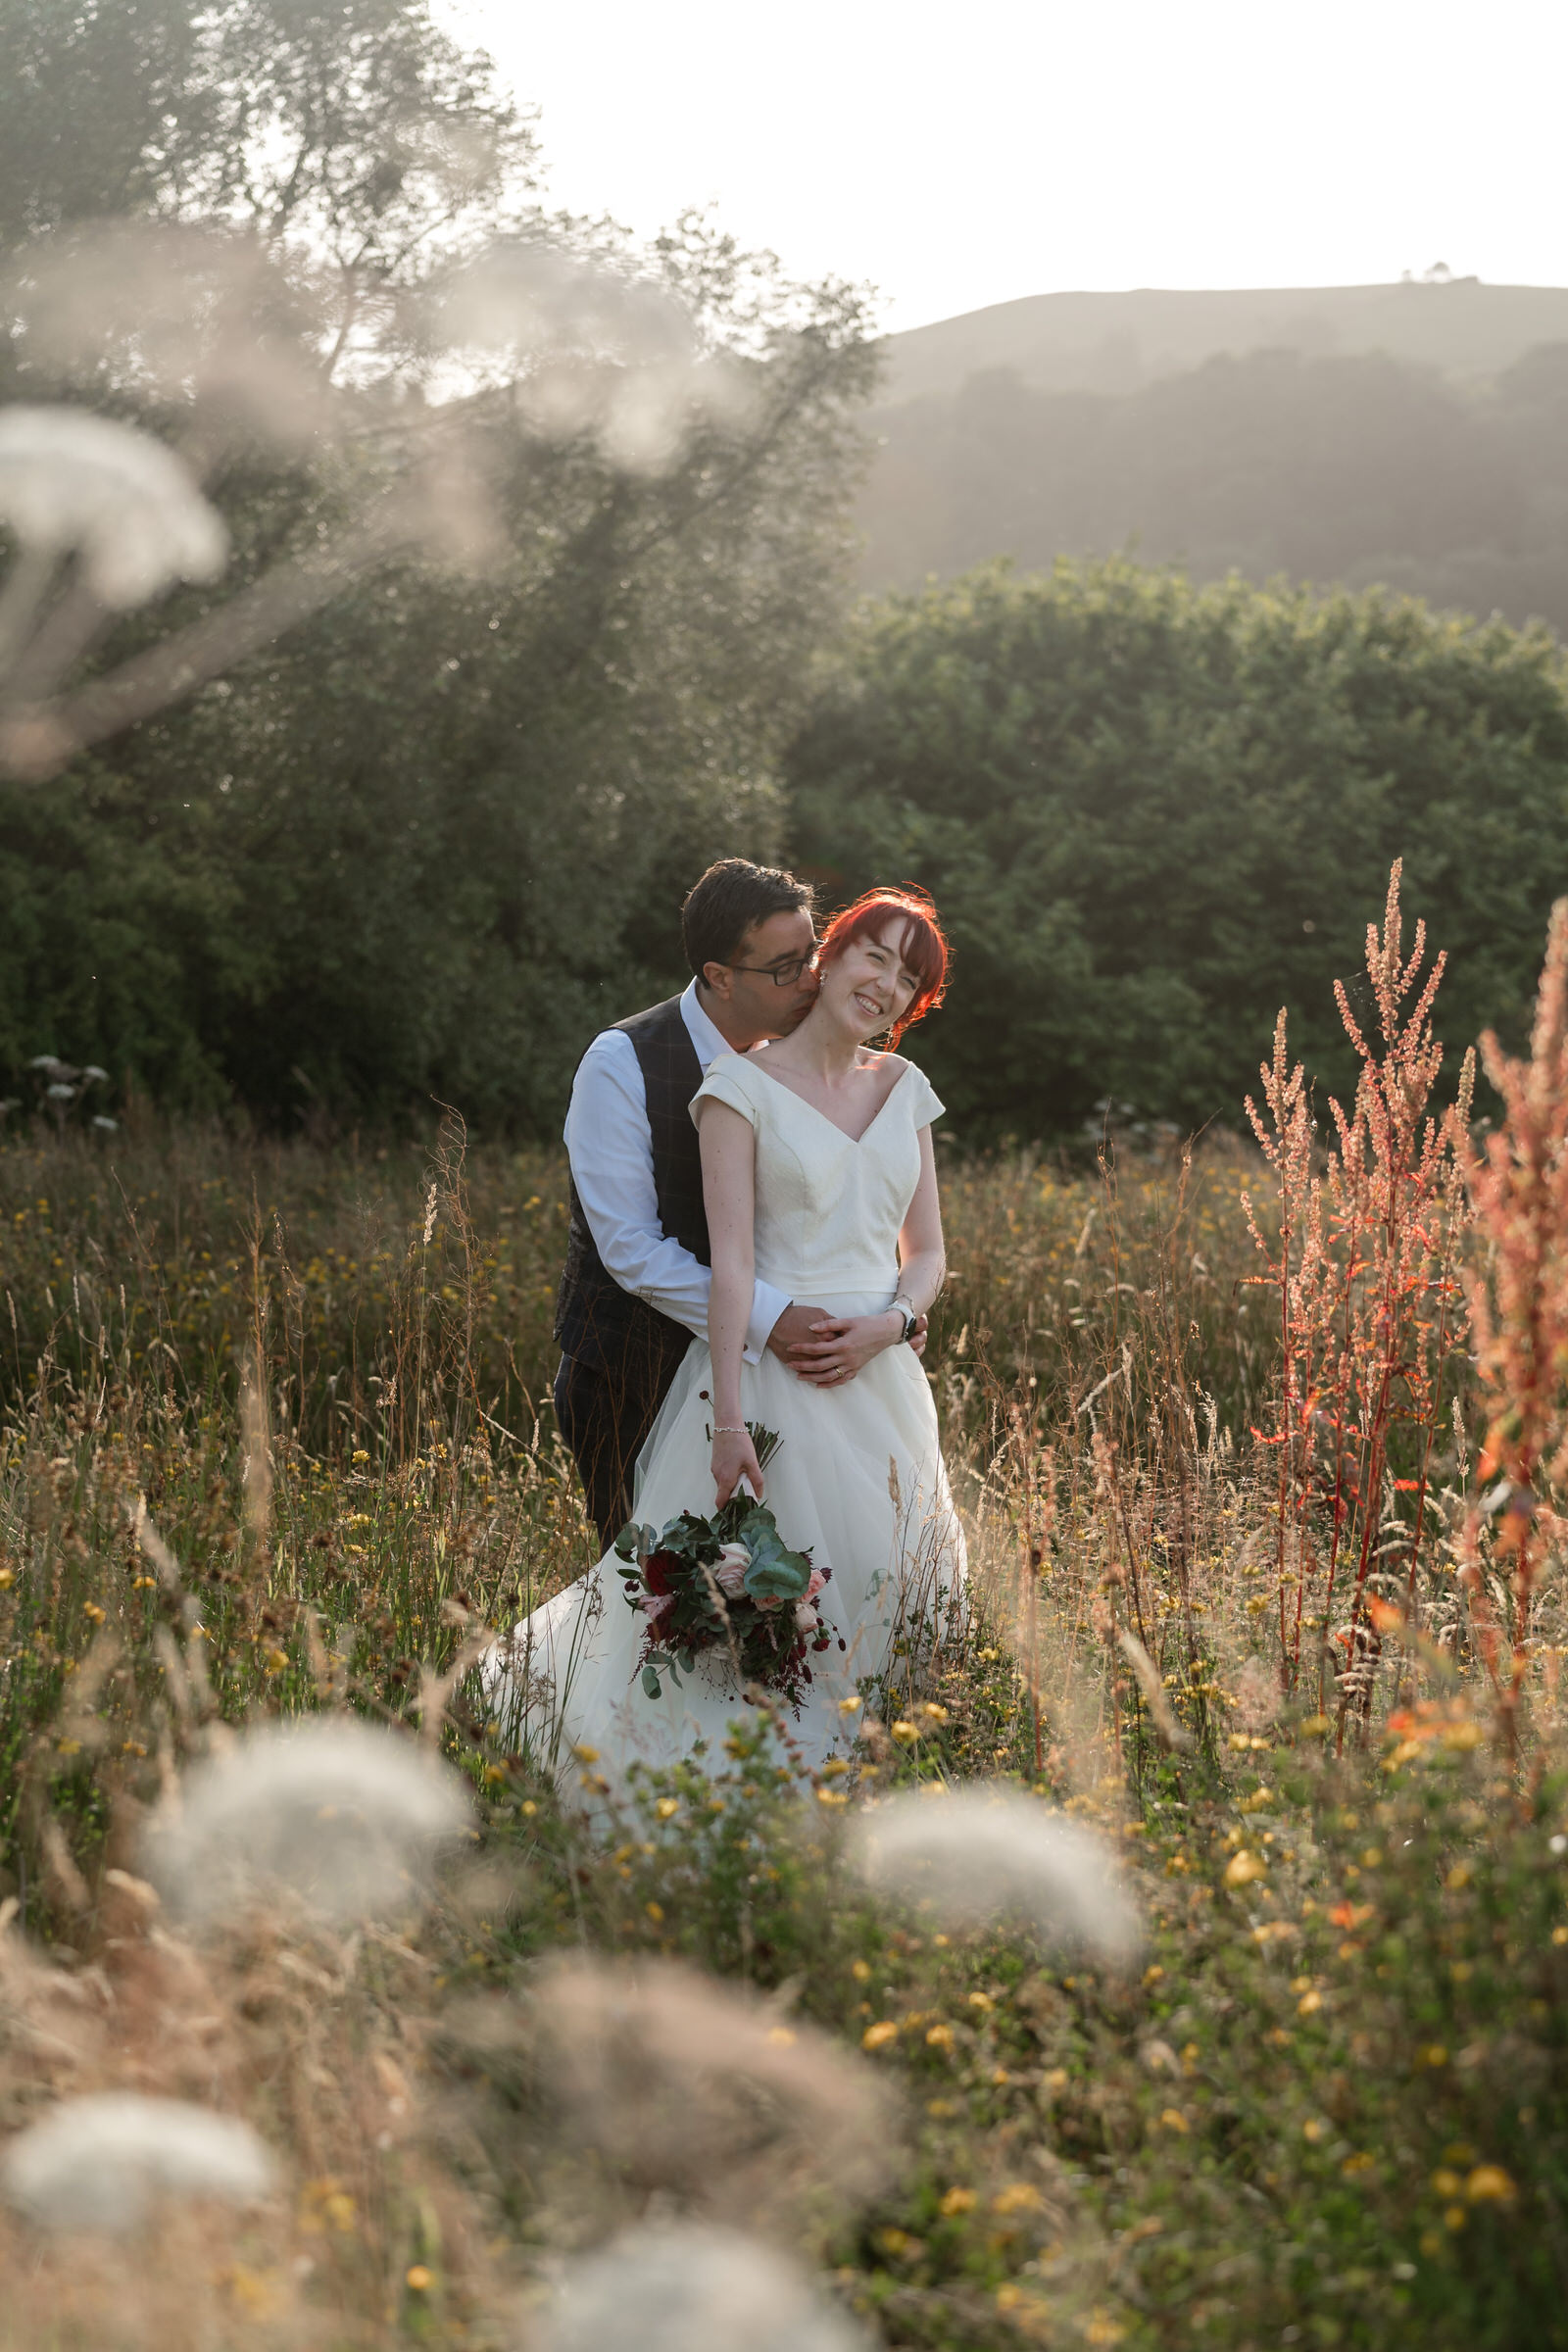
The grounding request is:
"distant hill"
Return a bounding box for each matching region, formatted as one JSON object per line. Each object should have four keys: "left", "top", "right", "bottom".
{"left": 879, "top": 278, "right": 1568, "bottom": 403}
{"left": 858, "top": 283, "right": 1568, "bottom": 635}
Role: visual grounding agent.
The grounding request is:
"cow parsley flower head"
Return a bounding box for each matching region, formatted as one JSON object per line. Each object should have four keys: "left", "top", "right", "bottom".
{"left": 536, "top": 2225, "right": 874, "bottom": 2352}
{"left": 511, "top": 1953, "right": 894, "bottom": 2218}
{"left": 848, "top": 1784, "right": 1143, "bottom": 1966}
{"left": 0, "top": 408, "right": 227, "bottom": 609}
{"left": 1, "top": 2094, "right": 274, "bottom": 2233}
{"left": 140, "top": 1717, "right": 473, "bottom": 1927}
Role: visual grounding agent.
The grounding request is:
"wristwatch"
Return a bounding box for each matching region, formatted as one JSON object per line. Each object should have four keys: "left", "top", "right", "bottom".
{"left": 891, "top": 1294, "right": 919, "bottom": 1344}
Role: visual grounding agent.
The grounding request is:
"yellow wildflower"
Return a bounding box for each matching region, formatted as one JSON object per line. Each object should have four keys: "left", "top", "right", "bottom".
{"left": 992, "top": 2181, "right": 1044, "bottom": 2215}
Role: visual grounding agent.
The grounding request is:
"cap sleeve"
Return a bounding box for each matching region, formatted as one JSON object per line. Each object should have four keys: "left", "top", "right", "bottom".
{"left": 690, "top": 1054, "right": 761, "bottom": 1130}
{"left": 905, "top": 1062, "right": 946, "bottom": 1129}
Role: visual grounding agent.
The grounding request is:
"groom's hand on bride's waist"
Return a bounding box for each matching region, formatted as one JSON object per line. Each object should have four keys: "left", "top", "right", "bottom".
{"left": 765, "top": 1301, "right": 831, "bottom": 1368}
{"left": 769, "top": 1300, "right": 928, "bottom": 1383}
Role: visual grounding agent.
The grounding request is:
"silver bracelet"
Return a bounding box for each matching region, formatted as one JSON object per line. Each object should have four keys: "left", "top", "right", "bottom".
{"left": 712, "top": 1424, "right": 747, "bottom": 1436}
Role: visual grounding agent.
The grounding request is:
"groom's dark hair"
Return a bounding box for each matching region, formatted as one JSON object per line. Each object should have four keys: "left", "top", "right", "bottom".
{"left": 681, "top": 858, "right": 815, "bottom": 980}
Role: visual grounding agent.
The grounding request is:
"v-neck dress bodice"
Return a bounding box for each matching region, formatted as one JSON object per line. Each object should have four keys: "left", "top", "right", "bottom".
{"left": 694, "top": 1054, "right": 938, "bottom": 1304}
{"left": 491, "top": 1049, "right": 964, "bottom": 1784}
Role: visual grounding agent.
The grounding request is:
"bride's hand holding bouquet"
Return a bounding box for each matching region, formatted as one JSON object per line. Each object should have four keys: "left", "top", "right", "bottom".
{"left": 613, "top": 1420, "right": 837, "bottom": 1708}
{"left": 710, "top": 1418, "right": 765, "bottom": 1506}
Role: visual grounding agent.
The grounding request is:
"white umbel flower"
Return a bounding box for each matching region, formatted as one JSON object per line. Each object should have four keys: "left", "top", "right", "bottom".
{"left": 0, "top": 407, "right": 227, "bottom": 608}
{"left": 536, "top": 2225, "right": 873, "bottom": 2352}
{"left": 1, "top": 2093, "right": 274, "bottom": 2232}
{"left": 847, "top": 1784, "right": 1143, "bottom": 1966}
{"left": 140, "top": 1717, "right": 473, "bottom": 1927}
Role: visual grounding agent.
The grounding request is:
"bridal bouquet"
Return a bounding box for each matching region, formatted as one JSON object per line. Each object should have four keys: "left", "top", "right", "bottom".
{"left": 612, "top": 1423, "right": 837, "bottom": 1711}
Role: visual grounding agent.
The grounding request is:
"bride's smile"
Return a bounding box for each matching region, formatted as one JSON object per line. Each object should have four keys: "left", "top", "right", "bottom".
{"left": 818, "top": 921, "right": 924, "bottom": 1046}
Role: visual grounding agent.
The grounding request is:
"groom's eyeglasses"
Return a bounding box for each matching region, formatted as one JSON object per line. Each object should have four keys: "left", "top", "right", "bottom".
{"left": 725, "top": 952, "right": 817, "bottom": 988}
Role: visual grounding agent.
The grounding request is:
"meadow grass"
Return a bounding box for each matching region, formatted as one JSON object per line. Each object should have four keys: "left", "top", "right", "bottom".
{"left": 1, "top": 1025, "right": 1567, "bottom": 2347}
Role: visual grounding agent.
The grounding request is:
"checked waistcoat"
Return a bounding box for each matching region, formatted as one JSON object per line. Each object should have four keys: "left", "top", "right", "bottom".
{"left": 554, "top": 996, "right": 710, "bottom": 1387}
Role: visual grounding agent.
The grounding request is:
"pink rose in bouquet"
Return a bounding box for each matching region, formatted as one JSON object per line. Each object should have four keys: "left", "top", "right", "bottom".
{"left": 713, "top": 1543, "right": 751, "bottom": 1597}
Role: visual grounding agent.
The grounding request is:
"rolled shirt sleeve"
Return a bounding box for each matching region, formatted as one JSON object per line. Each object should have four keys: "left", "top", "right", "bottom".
{"left": 563, "top": 1030, "right": 788, "bottom": 1361}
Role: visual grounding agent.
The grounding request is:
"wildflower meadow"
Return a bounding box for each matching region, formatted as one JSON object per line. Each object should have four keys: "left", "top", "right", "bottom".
{"left": 0, "top": 865, "right": 1565, "bottom": 2349}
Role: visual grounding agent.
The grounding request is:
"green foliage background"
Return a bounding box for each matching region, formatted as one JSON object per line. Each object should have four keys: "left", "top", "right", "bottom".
{"left": 0, "top": 0, "right": 870, "bottom": 1128}
{"left": 787, "top": 561, "right": 1568, "bottom": 1137}
{"left": 4, "top": 0, "right": 1568, "bottom": 1144}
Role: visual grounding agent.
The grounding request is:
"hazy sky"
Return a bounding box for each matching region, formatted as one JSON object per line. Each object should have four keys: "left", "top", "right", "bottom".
{"left": 439, "top": 0, "right": 1568, "bottom": 334}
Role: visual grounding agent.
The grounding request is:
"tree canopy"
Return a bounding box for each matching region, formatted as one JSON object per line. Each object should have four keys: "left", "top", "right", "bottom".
{"left": 0, "top": 0, "right": 876, "bottom": 1124}
{"left": 785, "top": 562, "right": 1568, "bottom": 1138}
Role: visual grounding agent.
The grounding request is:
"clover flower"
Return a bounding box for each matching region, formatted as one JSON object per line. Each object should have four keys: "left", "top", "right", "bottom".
{"left": 0, "top": 408, "right": 227, "bottom": 609}
{"left": 848, "top": 1785, "right": 1142, "bottom": 1966}
{"left": 1, "top": 2094, "right": 274, "bottom": 2232}
{"left": 140, "top": 1717, "right": 472, "bottom": 1927}
{"left": 536, "top": 2223, "right": 873, "bottom": 2352}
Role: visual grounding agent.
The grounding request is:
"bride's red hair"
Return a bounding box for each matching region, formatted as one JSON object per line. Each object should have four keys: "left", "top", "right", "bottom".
{"left": 815, "top": 886, "right": 949, "bottom": 1047}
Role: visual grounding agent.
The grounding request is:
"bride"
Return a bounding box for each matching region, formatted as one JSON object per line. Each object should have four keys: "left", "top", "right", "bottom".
{"left": 494, "top": 887, "right": 964, "bottom": 1779}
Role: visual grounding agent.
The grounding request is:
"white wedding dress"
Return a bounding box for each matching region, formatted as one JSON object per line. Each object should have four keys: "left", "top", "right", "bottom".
{"left": 491, "top": 1052, "right": 965, "bottom": 1781}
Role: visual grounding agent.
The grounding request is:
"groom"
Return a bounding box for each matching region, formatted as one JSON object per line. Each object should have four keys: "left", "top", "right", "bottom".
{"left": 555, "top": 857, "right": 913, "bottom": 1548}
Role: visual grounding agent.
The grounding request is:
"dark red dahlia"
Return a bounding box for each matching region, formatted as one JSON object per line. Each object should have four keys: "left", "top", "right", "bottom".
{"left": 643, "top": 1550, "right": 681, "bottom": 1596}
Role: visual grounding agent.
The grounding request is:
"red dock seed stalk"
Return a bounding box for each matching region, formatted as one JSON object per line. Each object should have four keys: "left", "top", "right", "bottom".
{"left": 1245, "top": 862, "right": 1475, "bottom": 1733}
{"left": 1458, "top": 897, "right": 1568, "bottom": 1751}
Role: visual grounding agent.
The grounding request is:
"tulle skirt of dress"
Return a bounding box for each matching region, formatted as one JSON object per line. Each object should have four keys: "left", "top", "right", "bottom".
{"left": 488, "top": 1291, "right": 965, "bottom": 1783}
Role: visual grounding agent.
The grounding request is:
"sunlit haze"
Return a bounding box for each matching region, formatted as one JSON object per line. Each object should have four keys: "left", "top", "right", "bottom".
{"left": 440, "top": 0, "right": 1568, "bottom": 331}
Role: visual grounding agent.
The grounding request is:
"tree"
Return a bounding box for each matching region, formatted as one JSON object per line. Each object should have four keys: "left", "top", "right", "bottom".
{"left": 0, "top": 1, "right": 879, "bottom": 1122}
{"left": 785, "top": 561, "right": 1568, "bottom": 1139}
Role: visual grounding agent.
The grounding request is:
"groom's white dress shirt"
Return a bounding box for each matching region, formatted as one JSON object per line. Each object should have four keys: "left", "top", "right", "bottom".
{"left": 562, "top": 980, "right": 791, "bottom": 1363}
